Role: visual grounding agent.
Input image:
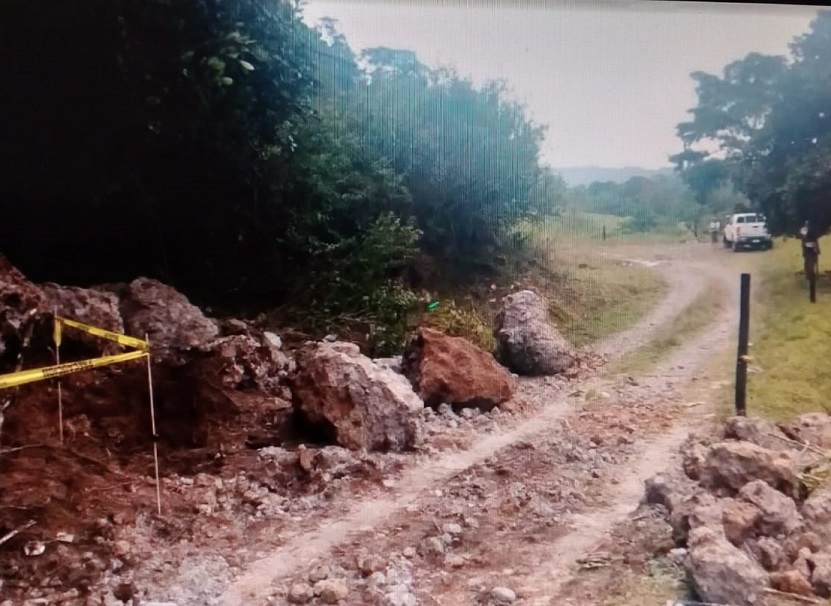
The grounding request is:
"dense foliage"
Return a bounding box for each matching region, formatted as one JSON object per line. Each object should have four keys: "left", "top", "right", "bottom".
{"left": 670, "top": 10, "right": 831, "bottom": 235}
{"left": 0, "top": 0, "right": 557, "bottom": 354}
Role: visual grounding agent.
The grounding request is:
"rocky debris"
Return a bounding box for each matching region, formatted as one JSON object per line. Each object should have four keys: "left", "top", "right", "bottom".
{"left": 493, "top": 290, "right": 575, "bottom": 376}
{"left": 108, "top": 277, "right": 220, "bottom": 364}
{"left": 785, "top": 412, "right": 831, "bottom": 449}
{"left": 0, "top": 253, "right": 46, "bottom": 354}
{"left": 201, "top": 332, "right": 293, "bottom": 395}
{"left": 647, "top": 414, "right": 831, "bottom": 604}
{"left": 809, "top": 551, "right": 831, "bottom": 597}
{"left": 696, "top": 441, "right": 800, "bottom": 498}
{"left": 643, "top": 472, "right": 697, "bottom": 514}
{"left": 292, "top": 342, "right": 424, "bottom": 452}
{"left": 687, "top": 526, "right": 769, "bottom": 606}
{"left": 41, "top": 283, "right": 125, "bottom": 354}
{"left": 723, "top": 415, "right": 793, "bottom": 451}
{"left": 769, "top": 569, "right": 813, "bottom": 596}
{"left": 801, "top": 482, "right": 831, "bottom": 540}
{"left": 401, "top": 327, "right": 516, "bottom": 410}
{"left": 737, "top": 479, "right": 803, "bottom": 537}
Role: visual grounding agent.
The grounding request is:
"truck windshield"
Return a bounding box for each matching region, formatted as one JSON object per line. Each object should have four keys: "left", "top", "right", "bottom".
{"left": 737, "top": 214, "right": 762, "bottom": 223}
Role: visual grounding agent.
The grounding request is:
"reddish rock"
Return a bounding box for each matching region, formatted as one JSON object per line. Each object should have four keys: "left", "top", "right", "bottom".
{"left": 737, "top": 479, "right": 803, "bottom": 536}
{"left": 698, "top": 441, "right": 800, "bottom": 498}
{"left": 687, "top": 526, "right": 769, "bottom": 606}
{"left": 769, "top": 570, "right": 813, "bottom": 596}
{"left": 292, "top": 341, "right": 424, "bottom": 452}
{"left": 722, "top": 500, "right": 760, "bottom": 546}
{"left": 401, "top": 327, "right": 516, "bottom": 410}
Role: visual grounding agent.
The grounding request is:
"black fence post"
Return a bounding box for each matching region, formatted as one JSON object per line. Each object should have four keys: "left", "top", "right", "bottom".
{"left": 602, "top": 225, "right": 606, "bottom": 241}
{"left": 810, "top": 259, "right": 818, "bottom": 303}
{"left": 735, "top": 273, "right": 751, "bottom": 416}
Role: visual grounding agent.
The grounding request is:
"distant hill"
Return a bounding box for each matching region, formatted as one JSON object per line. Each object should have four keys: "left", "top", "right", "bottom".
{"left": 554, "top": 165, "right": 675, "bottom": 187}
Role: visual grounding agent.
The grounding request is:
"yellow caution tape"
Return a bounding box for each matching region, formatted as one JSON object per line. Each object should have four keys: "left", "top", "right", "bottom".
{"left": 0, "top": 350, "right": 147, "bottom": 390}
{"left": 53, "top": 316, "right": 62, "bottom": 348}
{"left": 56, "top": 317, "right": 148, "bottom": 351}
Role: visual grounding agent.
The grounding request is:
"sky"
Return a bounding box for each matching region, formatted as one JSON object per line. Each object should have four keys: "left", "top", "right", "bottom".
{"left": 300, "top": 0, "right": 819, "bottom": 169}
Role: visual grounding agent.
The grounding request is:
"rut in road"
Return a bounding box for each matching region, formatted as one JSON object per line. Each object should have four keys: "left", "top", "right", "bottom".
{"left": 218, "top": 250, "right": 711, "bottom": 606}
{"left": 515, "top": 259, "right": 738, "bottom": 605}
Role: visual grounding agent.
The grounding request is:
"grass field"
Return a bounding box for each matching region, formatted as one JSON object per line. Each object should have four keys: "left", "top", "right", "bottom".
{"left": 524, "top": 209, "right": 694, "bottom": 246}
{"left": 728, "top": 238, "right": 831, "bottom": 421}
{"left": 521, "top": 211, "right": 669, "bottom": 346}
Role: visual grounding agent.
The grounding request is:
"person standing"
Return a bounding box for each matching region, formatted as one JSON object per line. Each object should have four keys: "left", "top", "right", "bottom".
{"left": 709, "top": 218, "right": 720, "bottom": 244}
{"left": 801, "top": 220, "right": 821, "bottom": 285}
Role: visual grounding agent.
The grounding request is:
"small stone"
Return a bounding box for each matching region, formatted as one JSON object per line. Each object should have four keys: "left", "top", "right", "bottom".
{"left": 287, "top": 583, "right": 315, "bottom": 604}
{"left": 442, "top": 523, "right": 463, "bottom": 536}
{"left": 309, "top": 565, "right": 331, "bottom": 583}
{"left": 359, "top": 554, "right": 387, "bottom": 577}
{"left": 418, "top": 536, "right": 445, "bottom": 557}
{"left": 367, "top": 571, "right": 386, "bottom": 586}
{"left": 402, "top": 547, "right": 416, "bottom": 558}
{"left": 490, "top": 586, "right": 517, "bottom": 604}
{"left": 445, "top": 554, "right": 465, "bottom": 568}
{"left": 317, "top": 579, "right": 349, "bottom": 604}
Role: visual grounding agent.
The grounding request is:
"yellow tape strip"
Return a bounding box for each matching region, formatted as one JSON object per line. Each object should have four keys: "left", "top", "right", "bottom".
{"left": 56, "top": 317, "right": 148, "bottom": 351}
{"left": 0, "top": 350, "right": 147, "bottom": 390}
{"left": 53, "top": 316, "right": 62, "bottom": 348}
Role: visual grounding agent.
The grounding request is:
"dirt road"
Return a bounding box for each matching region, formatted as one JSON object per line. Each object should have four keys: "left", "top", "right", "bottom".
{"left": 216, "top": 243, "right": 742, "bottom": 606}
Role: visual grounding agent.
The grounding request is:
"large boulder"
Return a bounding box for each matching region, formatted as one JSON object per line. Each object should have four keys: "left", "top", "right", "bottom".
{"left": 697, "top": 441, "right": 800, "bottom": 498}
{"left": 737, "top": 479, "right": 803, "bottom": 537}
{"left": 401, "top": 327, "right": 516, "bottom": 410}
{"left": 292, "top": 342, "right": 424, "bottom": 452}
{"left": 493, "top": 290, "right": 575, "bottom": 376}
{"left": 41, "top": 283, "right": 124, "bottom": 355}
{"left": 686, "top": 526, "right": 769, "bottom": 606}
{"left": 108, "top": 278, "right": 220, "bottom": 364}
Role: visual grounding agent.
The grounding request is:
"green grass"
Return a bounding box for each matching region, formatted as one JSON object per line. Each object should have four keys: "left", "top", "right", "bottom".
{"left": 516, "top": 211, "right": 669, "bottom": 347}
{"left": 523, "top": 210, "right": 695, "bottom": 246}
{"left": 550, "top": 258, "right": 668, "bottom": 347}
{"left": 608, "top": 278, "right": 726, "bottom": 375}
{"left": 735, "top": 238, "right": 831, "bottom": 421}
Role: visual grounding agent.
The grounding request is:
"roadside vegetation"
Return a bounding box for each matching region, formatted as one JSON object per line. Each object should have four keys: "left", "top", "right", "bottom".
{"left": 737, "top": 239, "right": 831, "bottom": 421}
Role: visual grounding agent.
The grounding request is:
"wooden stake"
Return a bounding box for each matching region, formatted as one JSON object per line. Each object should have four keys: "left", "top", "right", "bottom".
{"left": 145, "top": 334, "right": 162, "bottom": 516}
{"left": 54, "top": 309, "right": 64, "bottom": 445}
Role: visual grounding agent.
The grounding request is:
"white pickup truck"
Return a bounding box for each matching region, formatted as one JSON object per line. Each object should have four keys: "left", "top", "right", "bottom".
{"left": 723, "top": 213, "right": 773, "bottom": 251}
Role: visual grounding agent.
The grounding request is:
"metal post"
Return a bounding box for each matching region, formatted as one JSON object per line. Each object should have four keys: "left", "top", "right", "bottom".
{"left": 602, "top": 225, "right": 606, "bottom": 241}
{"left": 735, "top": 273, "right": 751, "bottom": 416}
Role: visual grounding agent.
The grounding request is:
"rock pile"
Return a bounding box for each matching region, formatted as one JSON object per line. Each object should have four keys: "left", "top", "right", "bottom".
{"left": 644, "top": 414, "right": 831, "bottom": 605}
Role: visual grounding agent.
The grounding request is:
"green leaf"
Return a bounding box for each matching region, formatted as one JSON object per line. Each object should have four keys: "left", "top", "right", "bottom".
{"left": 239, "top": 60, "right": 255, "bottom": 72}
